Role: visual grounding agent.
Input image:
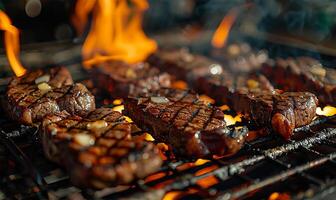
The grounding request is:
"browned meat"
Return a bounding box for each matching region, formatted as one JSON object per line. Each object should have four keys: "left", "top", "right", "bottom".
{"left": 90, "top": 61, "right": 172, "bottom": 98}
{"left": 4, "top": 67, "right": 95, "bottom": 125}
{"left": 233, "top": 90, "right": 317, "bottom": 140}
{"left": 41, "top": 108, "right": 162, "bottom": 189}
{"left": 8, "top": 67, "right": 73, "bottom": 88}
{"left": 261, "top": 57, "right": 336, "bottom": 106}
{"left": 197, "top": 71, "right": 275, "bottom": 104}
{"left": 148, "top": 50, "right": 318, "bottom": 139}
{"left": 124, "top": 88, "right": 248, "bottom": 158}
{"left": 147, "top": 49, "right": 221, "bottom": 85}
{"left": 199, "top": 73, "right": 318, "bottom": 139}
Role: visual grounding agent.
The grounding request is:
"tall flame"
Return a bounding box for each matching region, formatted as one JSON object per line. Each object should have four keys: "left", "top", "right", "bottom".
{"left": 211, "top": 8, "right": 238, "bottom": 49}
{"left": 0, "top": 11, "right": 26, "bottom": 76}
{"left": 73, "top": 0, "right": 157, "bottom": 68}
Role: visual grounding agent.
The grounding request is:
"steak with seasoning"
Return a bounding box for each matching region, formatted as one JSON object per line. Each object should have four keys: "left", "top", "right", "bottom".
{"left": 148, "top": 50, "right": 318, "bottom": 139}
{"left": 41, "top": 108, "right": 162, "bottom": 189}
{"left": 147, "top": 49, "right": 222, "bottom": 85}
{"left": 90, "top": 61, "right": 172, "bottom": 98}
{"left": 4, "top": 67, "right": 95, "bottom": 125}
{"left": 124, "top": 88, "right": 248, "bottom": 158}
{"left": 261, "top": 57, "right": 336, "bottom": 106}
{"left": 199, "top": 74, "right": 318, "bottom": 139}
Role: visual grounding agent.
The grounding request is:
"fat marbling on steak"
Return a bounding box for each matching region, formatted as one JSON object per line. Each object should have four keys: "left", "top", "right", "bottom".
{"left": 4, "top": 67, "right": 95, "bottom": 125}
{"left": 41, "top": 108, "right": 162, "bottom": 189}
{"left": 124, "top": 88, "right": 248, "bottom": 158}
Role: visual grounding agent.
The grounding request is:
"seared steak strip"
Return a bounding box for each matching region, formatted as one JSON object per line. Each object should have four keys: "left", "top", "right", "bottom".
{"left": 90, "top": 61, "right": 172, "bottom": 98}
{"left": 41, "top": 108, "right": 162, "bottom": 189}
{"left": 4, "top": 67, "right": 95, "bottom": 125}
{"left": 124, "top": 88, "right": 248, "bottom": 158}
{"left": 261, "top": 57, "right": 336, "bottom": 106}
{"left": 147, "top": 49, "right": 220, "bottom": 86}
{"left": 148, "top": 50, "right": 318, "bottom": 139}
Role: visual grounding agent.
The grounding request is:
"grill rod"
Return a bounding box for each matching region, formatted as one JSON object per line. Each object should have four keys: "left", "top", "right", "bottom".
{"left": 0, "top": 130, "right": 49, "bottom": 199}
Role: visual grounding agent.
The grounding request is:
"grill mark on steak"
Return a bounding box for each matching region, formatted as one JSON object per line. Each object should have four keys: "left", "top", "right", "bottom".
{"left": 90, "top": 61, "right": 172, "bottom": 98}
{"left": 3, "top": 67, "right": 95, "bottom": 125}
{"left": 261, "top": 57, "right": 336, "bottom": 106}
{"left": 147, "top": 50, "right": 318, "bottom": 140}
{"left": 41, "top": 108, "right": 162, "bottom": 189}
{"left": 124, "top": 88, "right": 248, "bottom": 158}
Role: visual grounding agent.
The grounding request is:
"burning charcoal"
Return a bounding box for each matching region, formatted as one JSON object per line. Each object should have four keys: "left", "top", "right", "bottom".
{"left": 124, "top": 88, "right": 248, "bottom": 158}
{"left": 3, "top": 67, "right": 95, "bottom": 125}
{"left": 261, "top": 57, "right": 336, "bottom": 106}
{"left": 41, "top": 108, "right": 162, "bottom": 189}
{"left": 90, "top": 60, "right": 172, "bottom": 99}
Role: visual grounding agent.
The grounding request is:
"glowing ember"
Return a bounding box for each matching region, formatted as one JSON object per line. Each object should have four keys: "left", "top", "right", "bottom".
{"left": 113, "top": 99, "right": 123, "bottom": 105}
{"left": 145, "top": 133, "right": 155, "bottom": 141}
{"left": 112, "top": 105, "right": 124, "bottom": 113}
{"left": 268, "top": 192, "right": 291, "bottom": 200}
{"left": 316, "top": 106, "right": 336, "bottom": 116}
{"left": 195, "top": 165, "right": 218, "bottom": 176}
{"left": 172, "top": 80, "right": 188, "bottom": 90}
{"left": 194, "top": 159, "right": 210, "bottom": 166}
{"left": 196, "top": 175, "right": 218, "bottom": 188}
{"left": 0, "top": 11, "right": 26, "bottom": 77}
{"left": 199, "top": 94, "right": 215, "bottom": 104}
{"left": 73, "top": 0, "right": 157, "bottom": 68}
{"left": 224, "top": 114, "right": 242, "bottom": 126}
{"left": 211, "top": 8, "right": 238, "bottom": 48}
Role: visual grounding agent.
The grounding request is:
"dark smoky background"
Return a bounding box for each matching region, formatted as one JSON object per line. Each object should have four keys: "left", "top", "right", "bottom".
{"left": 0, "top": 0, "right": 336, "bottom": 62}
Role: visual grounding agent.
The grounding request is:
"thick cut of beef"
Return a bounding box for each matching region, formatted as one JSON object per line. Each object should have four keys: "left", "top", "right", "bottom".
{"left": 4, "top": 67, "right": 95, "bottom": 125}
{"left": 199, "top": 74, "right": 318, "bottom": 139}
{"left": 41, "top": 108, "right": 162, "bottom": 189}
{"left": 148, "top": 50, "right": 318, "bottom": 139}
{"left": 124, "top": 88, "right": 248, "bottom": 158}
{"left": 147, "top": 49, "right": 222, "bottom": 85}
{"left": 261, "top": 57, "right": 336, "bottom": 106}
{"left": 90, "top": 61, "right": 172, "bottom": 98}
{"left": 197, "top": 72, "right": 275, "bottom": 104}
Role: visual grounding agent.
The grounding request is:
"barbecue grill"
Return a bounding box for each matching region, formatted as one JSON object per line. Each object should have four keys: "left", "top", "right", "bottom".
{"left": 1, "top": 1, "right": 336, "bottom": 200}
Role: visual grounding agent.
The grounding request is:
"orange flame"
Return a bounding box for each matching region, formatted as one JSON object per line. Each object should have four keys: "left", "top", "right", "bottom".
{"left": 211, "top": 8, "right": 238, "bottom": 49}
{"left": 0, "top": 11, "right": 26, "bottom": 76}
{"left": 73, "top": 0, "right": 157, "bottom": 68}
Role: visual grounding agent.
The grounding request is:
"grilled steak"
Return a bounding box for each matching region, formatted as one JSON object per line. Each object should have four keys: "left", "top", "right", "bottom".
{"left": 261, "top": 57, "right": 336, "bottom": 106}
{"left": 90, "top": 61, "right": 172, "bottom": 98}
{"left": 4, "top": 67, "right": 95, "bottom": 125}
{"left": 41, "top": 108, "right": 162, "bottom": 189}
{"left": 147, "top": 49, "right": 222, "bottom": 85}
{"left": 199, "top": 74, "right": 318, "bottom": 139}
{"left": 148, "top": 50, "right": 318, "bottom": 139}
{"left": 124, "top": 88, "right": 248, "bottom": 158}
{"left": 197, "top": 72, "right": 275, "bottom": 104}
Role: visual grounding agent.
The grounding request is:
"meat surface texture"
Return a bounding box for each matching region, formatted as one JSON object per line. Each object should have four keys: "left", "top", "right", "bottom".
{"left": 148, "top": 50, "right": 318, "bottom": 139}
{"left": 90, "top": 61, "right": 172, "bottom": 98}
{"left": 4, "top": 67, "right": 95, "bottom": 125}
{"left": 41, "top": 108, "right": 162, "bottom": 189}
{"left": 199, "top": 73, "right": 318, "bottom": 140}
{"left": 261, "top": 57, "right": 336, "bottom": 106}
{"left": 124, "top": 88, "right": 248, "bottom": 158}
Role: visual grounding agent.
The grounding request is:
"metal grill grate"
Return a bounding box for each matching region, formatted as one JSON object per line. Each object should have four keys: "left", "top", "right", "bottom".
{"left": 0, "top": 65, "right": 336, "bottom": 200}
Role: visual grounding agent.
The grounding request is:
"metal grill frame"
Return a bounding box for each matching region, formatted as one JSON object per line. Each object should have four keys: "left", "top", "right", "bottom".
{"left": 0, "top": 64, "right": 336, "bottom": 200}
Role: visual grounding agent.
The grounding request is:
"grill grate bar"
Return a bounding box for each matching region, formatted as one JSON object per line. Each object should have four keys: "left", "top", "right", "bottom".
{"left": 0, "top": 130, "right": 49, "bottom": 199}
{"left": 127, "top": 127, "right": 336, "bottom": 199}
{"left": 220, "top": 152, "right": 336, "bottom": 200}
